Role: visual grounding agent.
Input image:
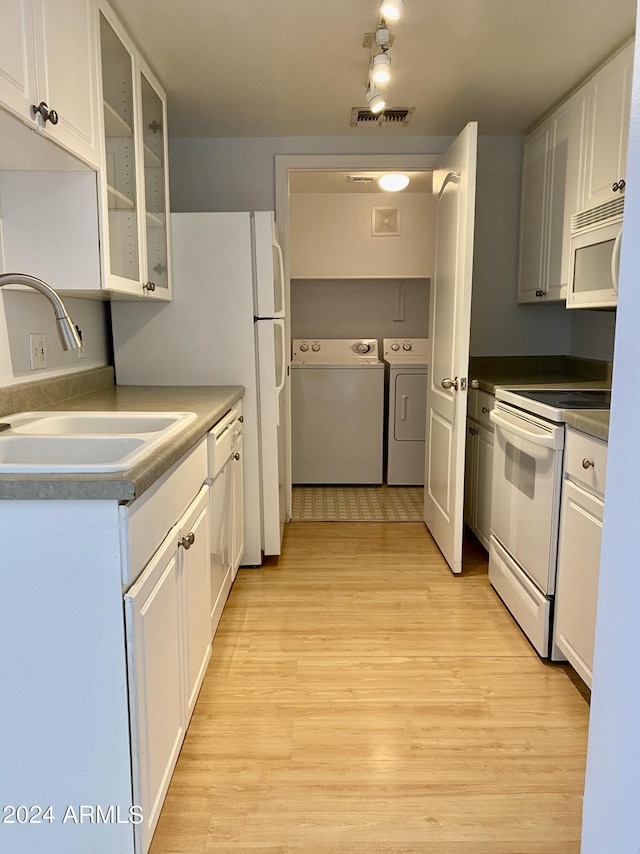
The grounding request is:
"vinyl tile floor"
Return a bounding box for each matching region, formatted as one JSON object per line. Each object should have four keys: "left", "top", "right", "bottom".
{"left": 291, "top": 485, "right": 424, "bottom": 521}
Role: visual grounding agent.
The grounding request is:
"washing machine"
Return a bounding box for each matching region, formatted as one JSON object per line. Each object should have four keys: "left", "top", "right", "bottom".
{"left": 291, "top": 338, "right": 385, "bottom": 484}
{"left": 383, "top": 338, "right": 429, "bottom": 485}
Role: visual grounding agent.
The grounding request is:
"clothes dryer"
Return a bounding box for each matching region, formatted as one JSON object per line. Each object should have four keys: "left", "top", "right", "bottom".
{"left": 383, "top": 338, "right": 429, "bottom": 485}
{"left": 291, "top": 339, "right": 384, "bottom": 484}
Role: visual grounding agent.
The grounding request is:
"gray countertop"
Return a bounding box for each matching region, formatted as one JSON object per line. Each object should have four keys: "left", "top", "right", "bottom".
{"left": 0, "top": 383, "right": 244, "bottom": 501}
{"left": 470, "top": 357, "right": 611, "bottom": 441}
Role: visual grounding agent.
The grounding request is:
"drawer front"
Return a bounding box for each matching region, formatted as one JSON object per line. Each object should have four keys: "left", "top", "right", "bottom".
{"left": 476, "top": 391, "right": 494, "bottom": 430}
{"left": 208, "top": 405, "right": 241, "bottom": 478}
{"left": 564, "top": 428, "right": 608, "bottom": 498}
{"left": 121, "top": 439, "right": 208, "bottom": 586}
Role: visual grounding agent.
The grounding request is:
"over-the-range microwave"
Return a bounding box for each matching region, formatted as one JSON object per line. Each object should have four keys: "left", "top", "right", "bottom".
{"left": 566, "top": 196, "right": 623, "bottom": 309}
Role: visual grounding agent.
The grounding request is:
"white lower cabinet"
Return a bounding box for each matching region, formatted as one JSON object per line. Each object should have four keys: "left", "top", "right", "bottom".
{"left": 553, "top": 429, "right": 607, "bottom": 688}
{"left": 124, "top": 528, "right": 184, "bottom": 854}
{"left": 208, "top": 403, "right": 244, "bottom": 638}
{"left": 125, "top": 484, "right": 211, "bottom": 853}
{"left": 464, "top": 390, "right": 494, "bottom": 550}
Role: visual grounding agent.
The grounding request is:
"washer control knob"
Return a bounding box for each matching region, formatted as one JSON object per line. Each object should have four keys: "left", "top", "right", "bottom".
{"left": 299, "top": 342, "right": 309, "bottom": 352}
{"left": 357, "top": 341, "right": 371, "bottom": 353}
{"left": 391, "top": 343, "right": 400, "bottom": 351}
{"left": 311, "top": 343, "right": 321, "bottom": 352}
{"left": 402, "top": 343, "right": 412, "bottom": 351}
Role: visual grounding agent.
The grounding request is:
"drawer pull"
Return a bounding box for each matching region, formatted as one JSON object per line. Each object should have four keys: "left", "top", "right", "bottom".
{"left": 582, "top": 458, "right": 595, "bottom": 469}
{"left": 481, "top": 406, "right": 491, "bottom": 414}
{"left": 180, "top": 532, "right": 196, "bottom": 549}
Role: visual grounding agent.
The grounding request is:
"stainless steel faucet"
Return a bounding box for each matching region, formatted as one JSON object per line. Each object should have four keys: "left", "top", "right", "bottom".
{"left": 0, "top": 273, "right": 83, "bottom": 351}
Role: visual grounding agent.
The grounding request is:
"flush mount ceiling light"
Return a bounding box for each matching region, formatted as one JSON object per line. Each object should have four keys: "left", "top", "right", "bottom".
{"left": 378, "top": 173, "right": 410, "bottom": 192}
{"left": 365, "top": 84, "right": 386, "bottom": 114}
{"left": 380, "top": 0, "right": 405, "bottom": 21}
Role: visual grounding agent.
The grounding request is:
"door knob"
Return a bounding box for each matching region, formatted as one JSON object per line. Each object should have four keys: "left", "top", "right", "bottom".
{"left": 469, "top": 379, "right": 480, "bottom": 389}
{"left": 441, "top": 377, "right": 458, "bottom": 390}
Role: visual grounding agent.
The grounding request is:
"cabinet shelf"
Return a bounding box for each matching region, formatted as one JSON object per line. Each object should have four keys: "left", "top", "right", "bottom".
{"left": 144, "top": 143, "right": 162, "bottom": 168}
{"left": 103, "top": 99, "right": 133, "bottom": 137}
{"left": 146, "top": 210, "right": 165, "bottom": 227}
{"left": 107, "top": 183, "right": 135, "bottom": 210}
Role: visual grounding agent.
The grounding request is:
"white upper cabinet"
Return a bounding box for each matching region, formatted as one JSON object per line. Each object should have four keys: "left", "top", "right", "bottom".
{"left": 546, "top": 85, "right": 588, "bottom": 298}
{"left": 582, "top": 41, "right": 634, "bottom": 210}
{"left": 517, "top": 41, "right": 633, "bottom": 305}
{"left": 0, "top": 0, "right": 99, "bottom": 168}
{"left": 97, "top": 2, "right": 172, "bottom": 300}
{"left": 517, "top": 120, "right": 551, "bottom": 303}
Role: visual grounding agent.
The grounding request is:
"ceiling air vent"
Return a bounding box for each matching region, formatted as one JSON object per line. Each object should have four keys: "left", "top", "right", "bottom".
{"left": 350, "top": 107, "right": 415, "bottom": 128}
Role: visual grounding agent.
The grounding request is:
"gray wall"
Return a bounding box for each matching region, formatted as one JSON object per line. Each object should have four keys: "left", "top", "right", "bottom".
{"left": 169, "top": 133, "right": 615, "bottom": 362}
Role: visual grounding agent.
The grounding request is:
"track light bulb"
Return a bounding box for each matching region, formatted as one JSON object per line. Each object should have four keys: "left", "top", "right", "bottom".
{"left": 365, "top": 84, "right": 386, "bottom": 114}
{"left": 381, "top": 0, "right": 405, "bottom": 20}
{"left": 372, "top": 51, "right": 391, "bottom": 84}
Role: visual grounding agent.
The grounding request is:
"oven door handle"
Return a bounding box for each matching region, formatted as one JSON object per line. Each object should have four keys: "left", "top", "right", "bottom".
{"left": 490, "top": 408, "right": 558, "bottom": 449}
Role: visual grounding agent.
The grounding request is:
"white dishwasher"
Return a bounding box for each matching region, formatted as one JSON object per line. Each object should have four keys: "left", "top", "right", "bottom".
{"left": 291, "top": 338, "right": 385, "bottom": 484}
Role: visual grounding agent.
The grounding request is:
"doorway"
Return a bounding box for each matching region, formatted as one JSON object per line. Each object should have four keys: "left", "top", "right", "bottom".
{"left": 276, "top": 155, "right": 439, "bottom": 522}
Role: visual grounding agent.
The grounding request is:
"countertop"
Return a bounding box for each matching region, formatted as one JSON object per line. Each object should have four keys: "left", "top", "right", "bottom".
{"left": 470, "top": 357, "right": 611, "bottom": 442}
{"left": 0, "top": 382, "right": 244, "bottom": 501}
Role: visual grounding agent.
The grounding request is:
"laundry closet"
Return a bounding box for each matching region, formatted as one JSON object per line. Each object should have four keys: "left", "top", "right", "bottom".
{"left": 288, "top": 171, "right": 435, "bottom": 498}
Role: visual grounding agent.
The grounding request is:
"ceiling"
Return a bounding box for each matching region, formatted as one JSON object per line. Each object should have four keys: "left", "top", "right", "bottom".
{"left": 108, "top": 0, "right": 636, "bottom": 139}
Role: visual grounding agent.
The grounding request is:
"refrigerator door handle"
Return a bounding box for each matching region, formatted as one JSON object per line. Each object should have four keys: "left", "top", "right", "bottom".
{"left": 273, "top": 238, "right": 286, "bottom": 319}
{"left": 274, "top": 319, "right": 286, "bottom": 426}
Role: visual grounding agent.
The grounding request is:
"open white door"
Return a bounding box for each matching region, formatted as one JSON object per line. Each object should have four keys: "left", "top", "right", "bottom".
{"left": 424, "top": 122, "right": 478, "bottom": 574}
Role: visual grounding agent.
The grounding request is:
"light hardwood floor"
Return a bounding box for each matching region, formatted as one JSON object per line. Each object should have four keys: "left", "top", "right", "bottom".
{"left": 150, "top": 522, "right": 590, "bottom": 854}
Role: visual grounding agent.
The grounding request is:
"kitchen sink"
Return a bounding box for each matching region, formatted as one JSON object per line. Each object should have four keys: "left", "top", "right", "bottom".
{"left": 6, "top": 411, "right": 196, "bottom": 436}
{"left": 0, "top": 410, "right": 197, "bottom": 472}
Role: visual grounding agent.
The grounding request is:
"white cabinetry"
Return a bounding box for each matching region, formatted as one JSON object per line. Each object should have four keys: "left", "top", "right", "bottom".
{"left": 517, "top": 41, "right": 632, "bottom": 305}
{"left": 0, "top": 0, "right": 99, "bottom": 167}
{"left": 554, "top": 428, "right": 608, "bottom": 688}
{"left": 583, "top": 41, "right": 634, "bottom": 210}
{"left": 125, "top": 483, "right": 211, "bottom": 853}
{"left": 464, "top": 389, "right": 494, "bottom": 550}
{"left": 0, "top": 437, "right": 211, "bottom": 854}
{"left": 517, "top": 85, "right": 588, "bottom": 303}
{"left": 96, "top": 3, "right": 171, "bottom": 300}
{"left": 208, "top": 403, "right": 244, "bottom": 639}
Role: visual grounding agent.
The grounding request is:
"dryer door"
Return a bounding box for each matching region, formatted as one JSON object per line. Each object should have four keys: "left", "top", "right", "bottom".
{"left": 394, "top": 373, "right": 427, "bottom": 441}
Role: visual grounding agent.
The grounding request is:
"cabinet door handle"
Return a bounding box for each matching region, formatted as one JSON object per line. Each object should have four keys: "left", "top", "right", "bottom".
{"left": 180, "top": 532, "right": 196, "bottom": 549}
{"left": 144, "top": 281, "right": 156, "bottom": 292}
{"left": 31, "top": 101, "right": 59, "bottom": 125}
{"left": 233, "top": 452, "right": 240, "bottom": 461}
{"left": 481, "top": 406, "right": 491, "bottom": 414}
{"left": 612, "top": 179, "right": 626, "bottom": 192}
{"left": 582, "top": 458, "right": 595, "bottom": 469}
{"left": 238, "top": 415, "right": 244, "bottom": 423}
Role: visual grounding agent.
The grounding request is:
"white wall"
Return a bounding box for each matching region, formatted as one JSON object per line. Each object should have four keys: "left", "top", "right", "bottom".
{"left": 0, "top": 169, "right": 110, "bottom": 387}
{"left": 581, "top": 25, "right": 640, "bottom": 853}
{"left": 290, "top": 192, "right": 435, "bottom": 279}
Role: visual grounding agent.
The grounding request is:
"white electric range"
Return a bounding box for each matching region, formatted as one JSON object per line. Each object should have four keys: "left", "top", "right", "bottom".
{"left": 488, "top": 386, "right": 610, "bottom": 658}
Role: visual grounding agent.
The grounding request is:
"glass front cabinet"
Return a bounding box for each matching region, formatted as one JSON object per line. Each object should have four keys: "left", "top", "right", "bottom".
{"left": 97, "top": 4, "right": 171, "bottom": 299}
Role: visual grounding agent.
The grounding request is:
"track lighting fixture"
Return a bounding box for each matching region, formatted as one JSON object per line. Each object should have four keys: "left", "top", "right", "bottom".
{"left": 381, "top": 0, "right": 405, "bottom": 20}
{"left": 371, "top": 50, "right": 391, "bottom": 84}
{"left": 365, "top": 84, "right": 386, "bottom": 114}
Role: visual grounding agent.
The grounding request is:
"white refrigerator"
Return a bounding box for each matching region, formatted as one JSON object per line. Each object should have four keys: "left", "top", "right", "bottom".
{"left": 110, "top": 211, "right": 288, "bottom": 565}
